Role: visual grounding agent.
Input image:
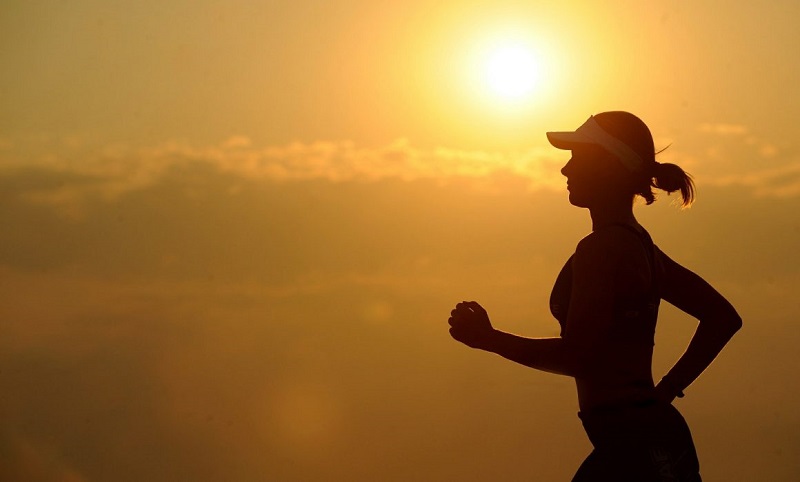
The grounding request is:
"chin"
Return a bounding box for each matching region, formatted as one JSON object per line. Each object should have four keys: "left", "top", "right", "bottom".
{"left": 568, "top": 192, "right": 591, "bottom": 208}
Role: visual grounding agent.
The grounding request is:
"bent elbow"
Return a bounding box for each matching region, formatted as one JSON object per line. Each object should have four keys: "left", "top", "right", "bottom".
{"left": 708, "top": 309, "right": 742, "bottom": 336}
{"left": 722, "top": 301, "right": 743, "bottom": 334}
{"left": 729, "top": 312, "right": 743, "bottom": 334}
{"left": 706, "top": 301, "right": 742, "bottom": 335}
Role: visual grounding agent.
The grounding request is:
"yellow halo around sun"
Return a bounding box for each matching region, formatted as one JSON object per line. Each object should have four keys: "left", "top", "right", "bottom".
{"left": 484, "top": 43, "right": 541, "bottom": 100}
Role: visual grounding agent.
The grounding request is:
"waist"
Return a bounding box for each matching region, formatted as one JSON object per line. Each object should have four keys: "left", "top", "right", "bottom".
{"left": 576, "top": 379, "right": 655, "bottom": 413}
{"left": 578, "top": 397, "right": 658, "bottom": 419}
{"left": 577, "top": 401, "right": 690, "bottom": 450}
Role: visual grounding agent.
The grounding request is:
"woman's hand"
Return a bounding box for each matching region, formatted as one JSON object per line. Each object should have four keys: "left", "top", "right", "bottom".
{"left": 653, "top": 382, "right": 677, "bottom": 405}
{"left": 448, "top": 301, "right": 496, "bottom": 350}
{"left": 654, "top": 375, "right": 685, "bottom": 404}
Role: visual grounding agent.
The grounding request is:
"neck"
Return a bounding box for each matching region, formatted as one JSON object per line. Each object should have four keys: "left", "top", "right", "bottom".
{"left": 589, "top": 202, "right": 637, "bottom": 231}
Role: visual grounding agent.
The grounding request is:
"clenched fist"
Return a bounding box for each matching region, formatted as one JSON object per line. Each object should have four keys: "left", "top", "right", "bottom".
{"left": 448, "top": 301, "right": 495, "bottom": 350}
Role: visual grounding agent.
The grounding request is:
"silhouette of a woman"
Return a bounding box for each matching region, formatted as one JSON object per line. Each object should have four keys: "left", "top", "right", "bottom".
{"left": 448, "top": 111, "right": 741, "bottom": 481}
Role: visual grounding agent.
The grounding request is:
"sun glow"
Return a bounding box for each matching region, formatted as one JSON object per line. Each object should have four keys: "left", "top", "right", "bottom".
{"left": 485, "top": 44, "right": 541, "bottom": 100}
{"left": 461, "top": 32, "right": 560, "bottom": 113}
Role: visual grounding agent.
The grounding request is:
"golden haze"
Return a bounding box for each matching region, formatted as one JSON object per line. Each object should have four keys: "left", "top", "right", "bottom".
{"left": 1, "top": 1, "right": 799, "bottom": 481}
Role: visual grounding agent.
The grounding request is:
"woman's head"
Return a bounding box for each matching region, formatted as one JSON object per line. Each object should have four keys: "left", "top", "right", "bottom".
{"left": 548, "top": 111, "right": 695, "bottom": 208}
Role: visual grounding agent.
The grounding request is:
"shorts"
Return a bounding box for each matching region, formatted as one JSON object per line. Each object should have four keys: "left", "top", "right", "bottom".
{"left": 572, "top": 401, "right": 702, "bottom": 482}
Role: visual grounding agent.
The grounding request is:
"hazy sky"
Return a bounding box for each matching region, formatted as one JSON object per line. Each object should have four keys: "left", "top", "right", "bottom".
{"left": 1, "top": 1, "right": 799, "bottom": 481}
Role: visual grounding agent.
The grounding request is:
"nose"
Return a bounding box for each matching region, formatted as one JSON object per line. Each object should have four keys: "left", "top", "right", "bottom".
{"left": 561, "top": 158, "right": 572, "bottom": 177}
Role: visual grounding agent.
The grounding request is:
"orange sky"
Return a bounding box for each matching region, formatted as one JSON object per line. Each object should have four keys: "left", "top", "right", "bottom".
{"left": 1, "top": 1, "right": 799, "bottom": 481}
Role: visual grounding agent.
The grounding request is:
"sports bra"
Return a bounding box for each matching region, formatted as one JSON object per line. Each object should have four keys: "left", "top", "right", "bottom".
{"left": 549, "top": 224, "right": 661, "bottom": 343}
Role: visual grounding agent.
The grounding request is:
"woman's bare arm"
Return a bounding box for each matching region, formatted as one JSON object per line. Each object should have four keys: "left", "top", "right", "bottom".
{"left": 448, "top": 232, "right": 621, "bottom": 378}
{"left": 655, "top": 248, "right": 742, "bottom": 399}
{"left": 448, "top": 301, "right": 581, "bottom": 377}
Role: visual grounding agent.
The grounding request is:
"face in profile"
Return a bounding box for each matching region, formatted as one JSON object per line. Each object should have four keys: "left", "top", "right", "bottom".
{"left": 560, "top": 144, "right": 629, "bottom": 208}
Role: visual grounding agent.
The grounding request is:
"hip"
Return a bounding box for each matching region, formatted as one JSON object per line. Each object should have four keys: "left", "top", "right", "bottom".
{"left": 578, "top": 400, "right": 694, "bottom": 447}
{"left": 575, "top": 402, "right": 701, "bottom": 481}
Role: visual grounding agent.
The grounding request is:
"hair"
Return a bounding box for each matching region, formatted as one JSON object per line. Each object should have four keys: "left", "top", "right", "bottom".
{"left": 651, "top": 158, "right": 695, "bottom": 207}
{"left": 593, "top": 111, "right": 695, "bottom": 208}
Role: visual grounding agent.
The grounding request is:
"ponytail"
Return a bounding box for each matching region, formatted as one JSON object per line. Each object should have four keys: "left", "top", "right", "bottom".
{"left": 653, "top": 162, "right": 695, "bottom": 208}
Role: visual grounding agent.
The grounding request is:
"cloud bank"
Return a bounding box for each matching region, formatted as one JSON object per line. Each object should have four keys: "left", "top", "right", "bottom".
{"left": 0, "top": 137, "right": 564, "bottom": 217}
{"left": 2, "top": 125, "right": 798, "bottom": 221}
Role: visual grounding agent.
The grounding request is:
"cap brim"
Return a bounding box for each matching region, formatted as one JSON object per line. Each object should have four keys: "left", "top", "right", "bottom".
{"left": 546, "top": 131, "right": 590, "bottom": 150}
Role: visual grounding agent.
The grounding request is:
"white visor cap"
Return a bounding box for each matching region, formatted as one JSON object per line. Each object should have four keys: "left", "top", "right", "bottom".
{"left": 547, "top": 116, "right": 645, "bottom": 173}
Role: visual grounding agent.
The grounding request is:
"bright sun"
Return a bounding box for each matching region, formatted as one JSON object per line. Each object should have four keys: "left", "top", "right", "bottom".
{"left": 484, "top": 43, "right": 541, "bottom": 101}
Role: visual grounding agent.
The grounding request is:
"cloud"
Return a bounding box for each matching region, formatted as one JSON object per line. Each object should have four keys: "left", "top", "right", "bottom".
{"left": 220, "top": 135, "right": 252, "bottom": 149}
{"left": 685, "top": 122, "right": 800, "bottom": 198}
{"left": 207, "top": 138, "right": 565, "bottom": 186}
{"left": 758, "top": 143, "right": 778, "bottom": 158}
{"left": 711, "top": 161, "right": 800, "bottom": 198}
{"left": 3, "top": 127, "right": 799, "bottom": 222}
{"left": 80, "top": 137, "right": 560, "bottom": 185}
{"left": 0, "top": 137, "right": 566, "bottom": 217}
{"left": 697, "top": 123, "right": 748, "bottom": 135}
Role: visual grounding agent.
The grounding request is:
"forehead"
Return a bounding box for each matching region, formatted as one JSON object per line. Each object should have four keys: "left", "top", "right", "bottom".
{"left": 569, "top": 143, "right": 608, "bottom": 158}
{"left": 567, "top": 144, "right": 620, "bottom": 172}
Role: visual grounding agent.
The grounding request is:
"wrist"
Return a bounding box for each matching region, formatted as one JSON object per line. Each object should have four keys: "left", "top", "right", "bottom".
{"left": 480, "top": 328, "right": 502, "bottom": 352}
{"left": 659, "top": 374, "right": 685, "bottom": 398}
